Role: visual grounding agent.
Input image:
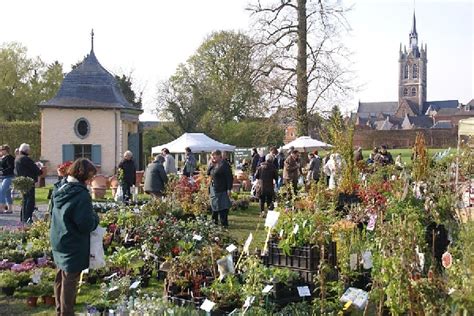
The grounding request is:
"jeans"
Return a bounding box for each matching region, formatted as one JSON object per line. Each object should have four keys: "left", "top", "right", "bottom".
{"left": 54, "top": 269, "right": 81, "bottom": 316}
{"left": 212, "top": 209, "right": 229, "bottom": 227}
{"left": 21, "top": 187, "right": 35, "bottom": 222}
{"left": 0, "top": 176, "right": 13, "bottom": 204}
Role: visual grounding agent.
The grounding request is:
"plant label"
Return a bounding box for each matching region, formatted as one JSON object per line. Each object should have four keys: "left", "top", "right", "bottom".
{"left": 193, "top": 235, "right": 203, "bottom": 241}
{"left": 265, "top": 211, "right": 280, "bottom": 228}
{"left": 243, "top": 296, "right": 255, "bottom": 308}
{"left": 129, "top": 281, "right": 141, "bottom": 289}
{"left": 367, "top": 214, "right": 377, "bottom": 231}
{"left": 226, "top": 244, "right": 237, "bottom": 253}
{"left": 105, "top": 273, "right": 118, "bottom": 280}
{"left": 32, "top": 270, "right": 42, "bottom": 284}
{"left": 293, "top": 224, "right": 299, "bottom": 235}
{"left": 340, "top": 287, "right": 368, "bottom": 310}
{"left": 200, "top": 299, "right": 216, "bottom": 312}
{"left": 350, "top": 253, "right": 358, "bottom": 271}
{"left": 262, "top": 285, "right": 273, "bottom": 294}
{"left": 297, "top": 286, "right": 311, "bottom": 297}
{"left": 108, "top": 286, "right": 119, "bottom": 292}
{"left": 362, "top": 251, "right": 373, "bottom": 269}
{"left": 279, "top": 229, "right": 284, "bottom": 237}
{"left": 82, "top": 268, "right": 89, "bottom": 274}
{"left": 243, "top": 233, "right": 253, "bottom": 255}
{"left": 442, "top": 251, "right": 452, "bottom": 269}
{"left": 302, "top": 220, "right": 308, "bottom": 227}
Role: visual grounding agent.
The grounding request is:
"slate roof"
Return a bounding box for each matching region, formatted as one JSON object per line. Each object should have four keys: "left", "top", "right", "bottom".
{"left": 435, "top": 108, "right": 459, "bottom": 116}
{"left": 357, "top": 101, "right": 398, "bottom": 118}
{"left": 431, "top": 121, "right": 453, "bottom": 129}
{"left": 40, "top": 50, "right": 142, "bottom": 113}
{"left": 407, "top": 115, "right": 433, "bottom": 128}
{"left": 424, "top": 100, "right": 459, "bottom": 113}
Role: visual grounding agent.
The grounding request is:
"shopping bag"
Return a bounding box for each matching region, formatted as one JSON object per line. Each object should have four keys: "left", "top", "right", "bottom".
{"left": 297, "top": 176, "right": 304, "bottom": 187}
{"left": 114, "top": 185, "right": 123, "bottom": 202}
{"left": 89, "top": 226, "right": 106, "bottom": 269}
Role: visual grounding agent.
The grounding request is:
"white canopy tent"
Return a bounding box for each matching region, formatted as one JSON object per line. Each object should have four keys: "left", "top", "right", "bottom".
{"left": 458, "top": 117, "right": 474, "bottom": 138}
{"left": 151, "top": 133, "right": 236, "bottom": 154}
{"left": 282, "top": 136, "right": 332, "bottom": 152}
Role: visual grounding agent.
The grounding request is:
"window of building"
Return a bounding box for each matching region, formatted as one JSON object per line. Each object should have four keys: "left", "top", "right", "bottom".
{"left": 74, "top": 144, "right": 92, "bottom": 160}
{"left": 403, "top": 88, "right": 408, "bottom": 96}
{"left": 404, "top": 64, "right": 409, "bottom": 79}
{"left": 413, "top": 64, "right": 418, "bottom": 79}
{"left": 411, "top": 87, "right": 417, "bottom": 96}
{"left": 74, "top": 118, "right": 90, "bottom": 139}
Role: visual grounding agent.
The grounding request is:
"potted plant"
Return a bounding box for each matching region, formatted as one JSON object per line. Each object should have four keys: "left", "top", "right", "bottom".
{"left": 0, "top": 270, "right": 19, "bottom": 296}
{"left": 25, "top": 283, "right": 42, "bottom": 307}
{"left": 17, "top": 271, "right": 32, "bottom": 287}
{"left": 38, "top": 268, "right": 56, "bottom": 305}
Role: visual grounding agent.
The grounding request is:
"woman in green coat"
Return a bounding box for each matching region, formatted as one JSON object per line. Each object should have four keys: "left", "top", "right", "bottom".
{"left": 50, "top": 158, "right": 99, "bottom": 316}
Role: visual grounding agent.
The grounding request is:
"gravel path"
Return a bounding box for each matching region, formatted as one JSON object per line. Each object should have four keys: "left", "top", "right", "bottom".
{"left": 0, "top": 204, "right": 48, "bottom": 228}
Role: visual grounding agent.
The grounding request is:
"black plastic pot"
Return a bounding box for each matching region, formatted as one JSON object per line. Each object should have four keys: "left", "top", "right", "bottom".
{"left": 1, "top": 286, "right": 15, "bottom": 296}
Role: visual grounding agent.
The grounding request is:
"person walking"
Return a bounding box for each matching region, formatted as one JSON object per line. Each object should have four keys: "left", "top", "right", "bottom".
{"left": 50, "top": 158, "right": 99, "bottom": 316}
{"left": 118, "top": 151, "right": 136, "bottom": 203}
{"left": 307, "top": 150, "right": 322, "bottom": 184}
{"left": 161, "top": 148, "right": 177, "bottom": 175}
{"left": 207, "top": 150, "right": 233, "bottom": 227}
{"left": 354, "top": 147, "right": 364, "bottom": 162}
{"left": 250, "top": 148, "right": 260, "bottom": 180}
{"left": 183, "top": 147, "right": 197, "bottom": 177}
{"left": 15, "top": 143, "right": 41, "bottom": 222}
{"left": 0, "top": 145, "right": 15, "bottom": 213}
{"left": 255, "top": 154, "right": 278, "bottom": 217}
{"left": 283, "top": 150, "right": 300, "bottom": 195}
{"left": 144, "top": 155, "right": 168, "bottom": 199}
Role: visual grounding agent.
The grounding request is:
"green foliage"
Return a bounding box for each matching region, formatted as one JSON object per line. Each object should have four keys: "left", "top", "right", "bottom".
{"left": 157, "top": 30, "right": 270, "bottom": 132}
{"left": 115, "top": 74, "right": 142, "bottom": 108}
{"left": 142, "top": 124, "right": 178, "bottom": 162}
{"left": 219, "top": 119, "right": 285, "bottom": 147}
{"left": 0, "top": 121, "right": 41, "bottom": 160}
{"left": 0, "top": 42, "right": 63, "bottom": 121}
{"left": 12, "top": 176, "right": 35, "bottom": 195}
{"left": 0, "top": 271, "right": 19, "bottom": 288}
{"left": 202, "top": 275, "right": 243, "bottom": 309}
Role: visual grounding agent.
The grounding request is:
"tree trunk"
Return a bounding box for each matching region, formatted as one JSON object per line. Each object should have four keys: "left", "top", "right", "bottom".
{"left": 296, "top": 0, "right": 309, "bottom": 136}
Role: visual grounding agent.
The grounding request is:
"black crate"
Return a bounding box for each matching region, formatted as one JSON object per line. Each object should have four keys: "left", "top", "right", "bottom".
{"left": 266, "top": 240, "right": 337, "bottom": 272}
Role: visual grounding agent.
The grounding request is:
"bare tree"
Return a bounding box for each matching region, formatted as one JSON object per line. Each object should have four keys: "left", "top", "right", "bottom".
{"left": 248, "top": 0, "right": 352, "bottom": 136}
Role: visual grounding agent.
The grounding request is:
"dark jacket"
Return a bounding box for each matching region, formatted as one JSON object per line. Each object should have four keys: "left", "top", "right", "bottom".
{"left": 255, "top": 162, "right": 278, "bottom": 196}
{"left": 118, "top": 159, "right": 136, "bottom": 186}
{"left": 308, "top": 156, "right": 322, "bottom": 180}
{"left": 277, "top": 153, "right": 285, "bottom": 170}
{"left": 283, "top": 155, "right": 299, "bottom": 180}
{"left": 0, "top": 155, "right": 15, "bottom": 177}
{"left": 207, "top": 160, "right": 233, "bottom": 193}
{"left": 144, "top": 160, "right": 168, "bottom": 194}
{"left": 50, "top": 180, "right": 99, "bottom": 272}
{"left": 251, "top": 153, "right": 260, "bottom": 175}
{"left": 15, "top": 154, "right": 41, "bottom": 182}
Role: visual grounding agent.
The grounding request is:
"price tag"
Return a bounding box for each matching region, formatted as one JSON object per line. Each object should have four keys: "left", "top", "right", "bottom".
{"left": 200, "top": 299, "right": 216, "bottom": 312}
{"left": 297, "top": 286, "right": 311, "bottom": 297}
{"left": 129, "top": 281, "right": 141, "bottom": 289}
{"left": 362, "top": 251, "right": 373, "bottom": 269}
{"left": 226, "top": 244, "right": 237, "bottom": 253}
{"left": 265, "top": 211, "right": 280, "bottom": 228}
{"left": 262, "top": 285, "right": 273, "bottom": 294}
{"left": 243, "top": 233, "right": 253, "bottom": 255}
{"left": 350, "top": 254, "right": 358, "bottom": 271}
{"left": 193, "top": 235, "right": 203, "bottom": 241}
{"left": 293, "top": 224, "right": 299, "bottom": 235}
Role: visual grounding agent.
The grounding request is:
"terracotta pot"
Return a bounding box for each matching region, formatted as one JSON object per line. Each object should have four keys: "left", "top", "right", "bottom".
{"left": 136, "top": 171, "right": 144, "bottom": 184}
{"left": 91, "top": 187, "right": 106, "bottom": 199}
{"left": 26, "top": 296, "right": 38, "bottom": 307}
{"left": 42, "top": 295, "right": 55, "bottom": 306}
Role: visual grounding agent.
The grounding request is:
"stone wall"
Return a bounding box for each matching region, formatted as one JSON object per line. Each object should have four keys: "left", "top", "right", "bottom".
{"left": 353, "top": 128, "right": 458, "bottom": 149}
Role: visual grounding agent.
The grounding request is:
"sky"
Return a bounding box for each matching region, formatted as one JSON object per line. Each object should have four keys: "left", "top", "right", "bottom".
{"left": 0, "top": 0, "right": 472, "bottom": 120}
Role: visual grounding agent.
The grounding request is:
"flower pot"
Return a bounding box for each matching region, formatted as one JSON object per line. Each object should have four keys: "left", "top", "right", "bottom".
{"left": 42, "top": 295, "right": 55, "bottom": 306}
{"left": 1, "top": 286, "right": 15, "bottom": 296}
{"left": 26, "top": 296, "right": 39, "bottom": 307}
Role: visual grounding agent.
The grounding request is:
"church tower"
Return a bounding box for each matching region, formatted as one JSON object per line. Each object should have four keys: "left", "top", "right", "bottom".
{"left": 398, "top": 12, "right": 427, "bottom": 115}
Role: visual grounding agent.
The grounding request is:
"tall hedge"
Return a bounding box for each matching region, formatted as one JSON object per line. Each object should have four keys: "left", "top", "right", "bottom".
{"left": 0, "top": 121, "right": 41, "bottom": 160}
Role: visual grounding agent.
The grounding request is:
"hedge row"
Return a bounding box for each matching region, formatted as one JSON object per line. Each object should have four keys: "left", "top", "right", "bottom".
{"left": 0, "top": 121, "right": 41, "bottom": 160}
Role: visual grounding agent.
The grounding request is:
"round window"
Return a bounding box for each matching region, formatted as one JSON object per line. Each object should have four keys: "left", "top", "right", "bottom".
{"left": 74, "top": 118, "right": 90, "bottom": 139}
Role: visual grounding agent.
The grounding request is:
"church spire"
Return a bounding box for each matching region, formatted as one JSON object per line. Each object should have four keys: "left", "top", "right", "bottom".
{"left": 409, "top": 11, "right": 419, "bottom": 53}
{"left": 90, "top": 29, "right": 95, "bottom": 53}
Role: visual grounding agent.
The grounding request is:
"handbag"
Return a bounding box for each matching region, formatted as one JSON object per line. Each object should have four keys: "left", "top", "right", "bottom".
{"left": 114, "top": 185, "right": 123, "bottom": 202}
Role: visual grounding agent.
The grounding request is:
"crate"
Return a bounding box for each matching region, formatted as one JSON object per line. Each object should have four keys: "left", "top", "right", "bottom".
{"left": 266, "top": 240, "right": 337, "bottom": 272}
